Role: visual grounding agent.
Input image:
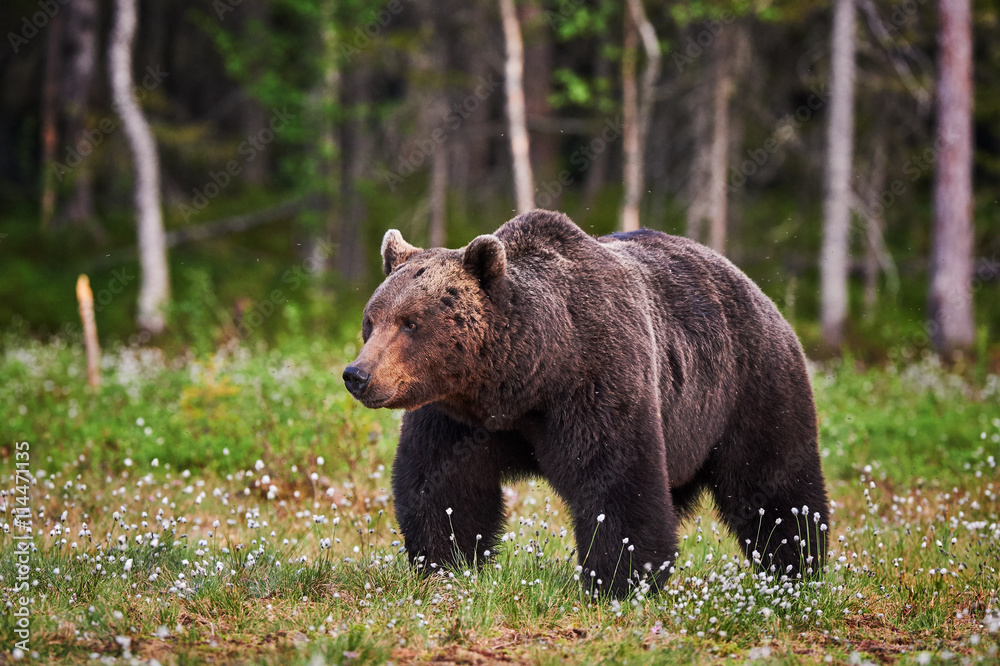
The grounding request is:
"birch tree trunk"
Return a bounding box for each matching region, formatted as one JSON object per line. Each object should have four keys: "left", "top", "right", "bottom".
{"left": 929, "top": 0, "right": 975, "bottom": 357}
{"left": 110, "top": 0, "right": 169, "bottom": 333}
{"left": 499, "top": 0, "right": 534, "bottom": 214}
{"left": 820, "top": 0, "right": 857, "bottom": 349}
{"left": 620, "top": 0, "right": 660, "bottom": 232}
{"left": 707, "top": 29, "right": 734, "bottom": 254}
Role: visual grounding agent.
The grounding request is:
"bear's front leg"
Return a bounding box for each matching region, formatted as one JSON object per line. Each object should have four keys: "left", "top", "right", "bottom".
{"left": 392, "top": 405, "right": 536, "bottom": 572}
{"left": 538, "top": 402, "right": 679, "bottom": 599}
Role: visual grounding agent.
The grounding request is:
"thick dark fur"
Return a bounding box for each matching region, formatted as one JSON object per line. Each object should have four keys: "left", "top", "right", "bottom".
{"left": 346, "top": 210, "right": 829, "bottom": 598}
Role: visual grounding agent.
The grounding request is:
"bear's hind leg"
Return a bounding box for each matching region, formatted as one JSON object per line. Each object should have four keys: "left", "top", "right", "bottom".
{"left": 707, "top": 413, "right": 829, "bottom": 578}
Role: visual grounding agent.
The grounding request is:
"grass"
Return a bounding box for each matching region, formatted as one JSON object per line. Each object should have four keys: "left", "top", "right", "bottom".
{"left": 1, "top": 336, "right": 998, "bottom": 664}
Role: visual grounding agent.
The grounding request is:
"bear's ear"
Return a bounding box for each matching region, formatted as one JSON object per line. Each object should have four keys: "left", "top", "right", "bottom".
{"left": 462, "top": 234, "right": 507, "bottom": 287}
{"left": 381, "top": 229, "right": 421, "bottom": 275}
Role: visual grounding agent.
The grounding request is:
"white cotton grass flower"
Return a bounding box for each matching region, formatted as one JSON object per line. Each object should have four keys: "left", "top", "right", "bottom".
{"left": 597, "top": 514, "right": 606, "bottom": 523}
{"left": 255, "top": 459, "right": 265, "bottom": 471}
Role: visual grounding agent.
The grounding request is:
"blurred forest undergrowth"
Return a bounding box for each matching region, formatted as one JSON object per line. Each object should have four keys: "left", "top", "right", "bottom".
{"left": 0, "top": 0, "right": 998, "bottom": 362}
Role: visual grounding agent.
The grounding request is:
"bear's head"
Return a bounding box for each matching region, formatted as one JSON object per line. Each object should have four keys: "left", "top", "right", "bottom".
{"left": 343, "top": 229, "right": 507, "bottom": 410}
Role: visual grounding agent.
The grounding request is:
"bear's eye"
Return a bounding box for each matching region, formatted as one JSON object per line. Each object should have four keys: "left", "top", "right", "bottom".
{"left": 362, "top": 318, "right": 373, "bottom": 342}
{"left": 403, "top": 320, "right": 418, "bottom": 332}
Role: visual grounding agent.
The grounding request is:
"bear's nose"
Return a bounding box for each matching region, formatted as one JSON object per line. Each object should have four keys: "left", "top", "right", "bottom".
{"left": 343, "top": 365, "right": 371, "bottom": 397}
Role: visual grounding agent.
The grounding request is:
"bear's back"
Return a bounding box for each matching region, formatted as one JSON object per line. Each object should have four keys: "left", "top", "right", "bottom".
{"left": 493, "top": 210, "right": 792, "bottom": 354}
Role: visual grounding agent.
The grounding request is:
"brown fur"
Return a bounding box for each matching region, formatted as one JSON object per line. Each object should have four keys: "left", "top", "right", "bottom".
{"left": 346, "top": 210, "right": 829, "bottom": 598}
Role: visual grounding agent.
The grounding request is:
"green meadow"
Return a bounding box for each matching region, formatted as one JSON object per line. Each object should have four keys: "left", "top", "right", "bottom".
{"left": 1, "top": 337, "right": 997, "bottom": 664}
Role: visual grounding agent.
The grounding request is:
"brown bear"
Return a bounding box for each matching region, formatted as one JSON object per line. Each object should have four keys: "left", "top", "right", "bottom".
{"left": 344, "top": 209, "right": 828, "bottom": 598}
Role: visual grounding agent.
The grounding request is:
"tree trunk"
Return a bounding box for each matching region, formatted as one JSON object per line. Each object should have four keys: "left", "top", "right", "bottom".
{"left": 583, "top": 53, "right": 612, "bottom": 211}
{"left": 240, "top": 0, "right": 269, "bottom": 186}
{"left": 621, "top": 9, "right": 639, "bottom": 231}
{"left": 499, "top": 0, "right": 534, "bottom": 214}
{"left": 62, "top": 0, "right": 99, "bottom": 226}
{"left": 39, "top": 10, "right": 63, "bottom": 230}
{"left": 707, "top": 28, "right": 734, "bottom": 254}
{"left": 338, "top": 66, "right": 371, "bottom": 283}
{"left": 862, "top": 136, "right": 887, "bottom": 318}
{"left": 929, "top": 0, "right": 975, "bottom": 357}
{"left": 685, "top": 69, "right": 711, "bottom": 242}
{"left": 453, "top": 3, "right": 494, "bottom": 192}
{"left": 820, "top": 0, "right": 857, "bottom": 350}
{"left": 417, "top": 5, "right": 449, "bottom": 248}
{"left": 685, "top": 22, "right": 733, "bottom": 246}
{"left": 313, "top": 0, "right": 339, "bottom": 276}
{"left": 430, "top": 145, "right": 448, "bottom": 248}
{"left": 110, "top": 0, "right": 170, "bottom": 334}
{"left": 518, "top": 0, "right": 557, "bottom": 184}
{"left": 620, "top": 0, "right": 660, "bottom": 232}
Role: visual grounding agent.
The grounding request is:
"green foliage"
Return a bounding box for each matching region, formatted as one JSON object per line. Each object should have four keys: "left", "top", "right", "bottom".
{"left": 0, "top": 335, "right": 396, "bottom": 476}
{"left": 194, "top": 0, "right": 328, "bottom": 192}
{"left": 548, "top": 0, "right": 618, "bottom": 42}
{"left": 550, "top": 68, "right": 616, "bottom": 114}
{"left": 668, "top": 0, "right": 785, "bottom": 26}
{"left": 547, "top": 0, "right": 619, "bottom": 113}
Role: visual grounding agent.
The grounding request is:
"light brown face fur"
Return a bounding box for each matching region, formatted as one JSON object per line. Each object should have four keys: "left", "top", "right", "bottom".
{"left": 346, "top": 234, "right": 492, "bottom": 410}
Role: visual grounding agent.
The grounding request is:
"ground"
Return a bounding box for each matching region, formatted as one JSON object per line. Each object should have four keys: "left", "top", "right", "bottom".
{"left": 0, "top": 337, "right": 998, "bottom": 664}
